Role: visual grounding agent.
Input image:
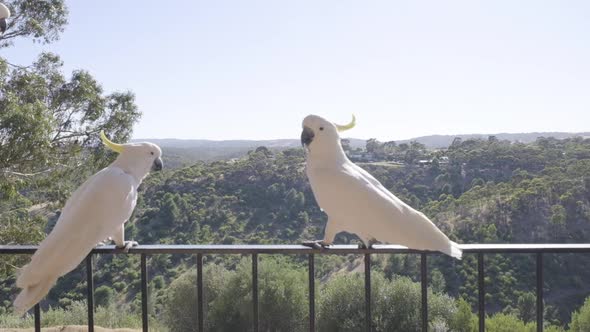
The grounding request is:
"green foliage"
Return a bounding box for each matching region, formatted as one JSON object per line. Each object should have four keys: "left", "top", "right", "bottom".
{"left": 571, "top": 296, "right": 590, "bottom": 332}
{"left": 0, "top": 0, "right": 141, "bottom": 310}
{"left": 318, "top": 271, "right": 456, "bottom": 331}
{"left": 450, "top": 298, "right": 477, "bottom": 332}
{"left": 0, "top": 52, "right": 141, "bottom": 188}
{"left": 164, "top": 257, "right": 307, "bottom": 332}
{"left": 0, "top": 300, "right": 164, "bottom": 329}
{"left": 0, "top": 0, "right": 68, "bottom": 49}
{"left": 4, "top": 136, "right": 590, "bottom": 329}
{"left": 430, "top": 269, "right": 446, "bottom": 293}
{"left": 254, "top": 257, "right": 307, "bottom": 331}
{"left": 207, "top": 257, "right": 307, "bottom": 331}
{"left": 484, "top": 313, "right": 564, "bottom": 332}
{"left": 163, "top": 264, "right": 228, "bottom": 332}
{"left": 94, "top": 285, "right": 114, "bottom": 307}
{"left": 317, "top": 272, "right": 366, "bottom": 331}
{"left": 2, "top": 4, "right": 590, "bottom": 332}
{"left": 152, "top": 275, "right": 165, "bottom": 290}
{"left": 516, "top": 292, "right": 536, "bottom": 324}
{"left": 1, "top": 0, "right": 140, "bottom": 254}
{"left": 485, "top": 313, "right": 534, "bottom": 332}
{"left": 550, "top": 205, "right": 566, "bottom": 225}
{"left": 135, "top": 148, "right": 325, "bottom": 246}
{"left": 2, "top": 30, "right": 590, "bottom": 328}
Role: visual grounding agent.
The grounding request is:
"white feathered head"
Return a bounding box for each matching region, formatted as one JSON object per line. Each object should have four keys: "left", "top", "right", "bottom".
{"left": 100, "top": 131, "right": 163, "bottom": 172}
{"left": 301, "top": 114, "right": 355, "bottom": 149}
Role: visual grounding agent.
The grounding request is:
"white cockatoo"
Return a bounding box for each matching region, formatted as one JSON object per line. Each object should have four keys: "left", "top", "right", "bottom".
{"left": 300, "top": 115, "right": 462, "bottom": 259}
{"left": 0, "top": 3, "right": 10, "bottom": 34}
{"left": 14, "top": 132, "right": 163, "bottom": 314}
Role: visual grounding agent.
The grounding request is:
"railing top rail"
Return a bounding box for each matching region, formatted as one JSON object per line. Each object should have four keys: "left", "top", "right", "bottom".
{"left": 2, "top": 243, "right": 590, "bottom": 255}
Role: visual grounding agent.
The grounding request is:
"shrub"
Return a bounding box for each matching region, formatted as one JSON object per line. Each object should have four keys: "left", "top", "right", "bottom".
{"left": 485, "top": 313, "right": 533, "bottom": 332}
{"left": 94, "top": 285, "right": 114, "bottom": 307}
{"left": 450, "top": 298, "right": 477, "bottom": 332}
{"left": 318, "top": 271, "right": 457, "bottom": 331}
{"left": 208, "top": 257, "right": 307, "bottom": 331}
{"left": 571, "top": 297, "right": 590, "bottom": 332}
{"left": 164, "top": 257, "right": 307, "bottom": 332}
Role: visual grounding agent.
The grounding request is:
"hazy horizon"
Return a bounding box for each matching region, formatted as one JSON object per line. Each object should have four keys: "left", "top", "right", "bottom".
{"left": 134, "top": 130, "right": 590, "bottom": 143}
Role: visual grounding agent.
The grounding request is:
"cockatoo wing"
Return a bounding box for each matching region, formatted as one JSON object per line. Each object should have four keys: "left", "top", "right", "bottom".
{"left": 349, "top": 163, "right": 403, "bottom": 202}
{"left": 308, "top": 162, "right": 461, "bottom": 258}
{"left": 14, "top": 167, "right": 138, "bottom": 313}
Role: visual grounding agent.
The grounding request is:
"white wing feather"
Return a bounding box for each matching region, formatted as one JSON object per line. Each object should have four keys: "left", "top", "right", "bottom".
{"left": 308, "top": 161, "right": 461, "bottom": 259}
{"left": 14, "top": 167, "right": 137, "bottom": 314}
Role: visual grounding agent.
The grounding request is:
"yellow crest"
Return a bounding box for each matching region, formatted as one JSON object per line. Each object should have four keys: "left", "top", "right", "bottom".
{"left": 335, "top": 114, "right": 356, "bottom": 132}
{"left": 100, "top": 131, "right": 125, "bottom": 153}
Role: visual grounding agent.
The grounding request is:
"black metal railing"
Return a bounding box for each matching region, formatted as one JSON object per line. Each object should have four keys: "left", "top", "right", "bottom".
{"left": 2, "top": 243, "right": 590, "bottom": 332}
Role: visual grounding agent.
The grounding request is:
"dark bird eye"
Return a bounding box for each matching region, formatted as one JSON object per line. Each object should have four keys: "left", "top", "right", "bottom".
{"left": 319, "top": 127, "right": 324, "bottom": 131}
{"left": 150, "top": 152, "right": 154, "bottom": 155}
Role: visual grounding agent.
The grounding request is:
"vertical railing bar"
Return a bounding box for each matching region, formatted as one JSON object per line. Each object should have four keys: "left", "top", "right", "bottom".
{"left": 478, "top": 253, "right": 485, "bottom": 332}
{"left": 308, "top": 254, "right": 315, "bottom": 332}
{"left": 86, "top": 254, "right": 94, "bottom": 332}
{"left": 421, "top": 253, "right": 428, "bottom": 332}
{"left": 537, "top": 253, "right": 544, "bottom": 332}
{"left": 34, "top": 303, "right": 40, "bottom": 332}
{"left": 252, "top": 253, "right": 259, "bottom": 332}
{"left": 197, "top": 253, "right": 204, "bottom": 332}
{"left": 365, "top": 253, "right": 371, "bottom": 332}
{"left": 141, "top": 254, "right": 148, "bottom": 332}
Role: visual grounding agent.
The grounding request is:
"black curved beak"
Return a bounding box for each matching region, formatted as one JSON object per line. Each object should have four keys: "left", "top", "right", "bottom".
{"left": 300, "top": 126, "right": 315, "bottom": 146}
{"left": 151, "top": 157, "right": 163, "bottom": 171}
{"left": 0, "top": 18, "right": 7, "bottom": 34}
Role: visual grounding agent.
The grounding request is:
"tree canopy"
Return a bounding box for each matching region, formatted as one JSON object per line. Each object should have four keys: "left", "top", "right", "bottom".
{"left": 0, "top": 0, "right": 68, "bottom": 49}
{"left": 0, "top": 0, "right": 140, "bottom": 275}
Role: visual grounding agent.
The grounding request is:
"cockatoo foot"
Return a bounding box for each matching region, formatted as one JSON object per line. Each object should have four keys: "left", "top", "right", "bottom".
{"left": 116, "top": 241, "right": 139, "bottom": 253}
{"left": 358, "top": 238, "right": 377, "bottom": 249}
{"left": 358, "top": 243, "right": 370, "bottom": 249}
{"left": 302, "top": 240, "right": 331, "bottom": 249}
{"left": 97, "top": 237, "right": 113, "bottom": 246}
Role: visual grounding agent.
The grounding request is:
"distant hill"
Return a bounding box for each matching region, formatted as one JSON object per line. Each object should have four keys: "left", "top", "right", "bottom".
{"left": 136, "top": 138, "right": 299, "bottom": 149}
{"left": 132, "top": 138, "right": 365, "bottom": 167}
{"left": 135, "top": 132, "right": 589, "bottom": 167}
{"left": 136, "top": 138, "right": 367, "bottom": 149}
{"left": 399, "top": 132, "right": 590, "bottom": 149}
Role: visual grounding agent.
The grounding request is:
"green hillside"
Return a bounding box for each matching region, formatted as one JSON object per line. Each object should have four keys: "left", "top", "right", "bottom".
{"left": 2, "top": 136, "right": 590, "bottom": 330}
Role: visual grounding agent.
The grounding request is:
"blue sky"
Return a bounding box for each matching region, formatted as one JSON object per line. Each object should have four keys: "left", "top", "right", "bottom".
{"left": 4, "top": 0, "right": 590, "bottom": 140}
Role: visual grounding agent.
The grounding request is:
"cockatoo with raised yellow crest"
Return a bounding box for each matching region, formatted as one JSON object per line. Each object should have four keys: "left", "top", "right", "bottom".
{"left": 301, "top": 114, "right": 462, "bottom": 259}
{"left": 14, "top": 132, "right": 163, "bottom": 314}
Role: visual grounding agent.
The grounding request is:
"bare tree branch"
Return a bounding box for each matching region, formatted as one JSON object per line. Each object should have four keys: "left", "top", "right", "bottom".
{"left": 1, "top": 169, "right": 53, "bottom": 177}
{"left": 1, "top": 162, "right": 81, "bottom": 178}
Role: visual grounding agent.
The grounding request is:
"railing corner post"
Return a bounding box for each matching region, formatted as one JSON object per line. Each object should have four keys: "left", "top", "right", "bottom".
{"left": 86, "top": 254, "right": 94, "bottom": 332}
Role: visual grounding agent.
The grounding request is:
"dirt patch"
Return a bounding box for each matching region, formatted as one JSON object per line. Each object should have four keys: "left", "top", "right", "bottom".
{"left": 0, "top": 326, "right": 139, "bottom": 332}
